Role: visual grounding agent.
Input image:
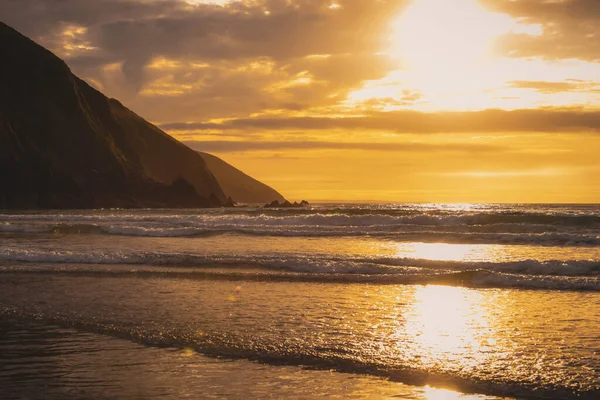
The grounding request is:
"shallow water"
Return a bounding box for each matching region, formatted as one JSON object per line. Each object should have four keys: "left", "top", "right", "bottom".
{"left": 1, "top": 204, "right": 599, "bottom": 399}
{"left": 0, "top": 318, "right": 503, "bottom": 400}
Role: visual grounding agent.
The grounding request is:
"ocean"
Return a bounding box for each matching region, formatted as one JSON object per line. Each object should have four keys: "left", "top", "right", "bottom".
{"left": 1, "top": 203, "right": 599, "bottom": 399}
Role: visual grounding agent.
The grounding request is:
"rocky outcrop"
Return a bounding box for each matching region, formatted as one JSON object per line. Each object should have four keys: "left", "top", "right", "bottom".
{"left": 264, "top": 200, "right": 310, "bottom": 208}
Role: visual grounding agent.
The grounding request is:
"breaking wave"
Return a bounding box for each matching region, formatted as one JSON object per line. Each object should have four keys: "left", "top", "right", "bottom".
{"left": 1, "top": 249, "right": 599, "bottom": 291}
{"left": 0, "top": 310, "right": 597, "bottom": 400}
{"left": 2, "top": 221, "right": 599, "bottom": 246}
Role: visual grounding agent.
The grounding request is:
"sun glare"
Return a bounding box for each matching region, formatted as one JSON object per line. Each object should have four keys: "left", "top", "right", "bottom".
{"left": 422, "top": 385, "right": 483, "bottom": 400}
{"left": 379, "top": 0, "right": 530, "bottom": 103}
{"left": 394, "top": 243, "right": 498, "bottom": 262}
{"left": 402, "top": 286, "right": 493, "bottom": 370}
{"left": 392, "top": 0, "right": 510, "bottom": 70}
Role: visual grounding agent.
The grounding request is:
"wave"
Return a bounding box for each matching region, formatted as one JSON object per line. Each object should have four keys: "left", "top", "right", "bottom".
{"left": 0, "top": 223, "right": 53, "bottom": 233}
{"left": 2, "top": 221, "right": 599, "bottom": 246}
{"left": 1, "top": 310, "right": 597, "bottom": 400}
{"left": 3, "top": 267, "right": 599, "bottom": 292}
{"left": 74, "top": 228, "right": 600, "bottom": 246}
{"left": 2, "top": 209, "right": 600, "bottom": 228}
{"left": 0, "top": 222, "right": 232, "bottom": 237}
{"left": 1, "top": 250, "right": 599, "bottom": 290}
{"left": 100, "top": 225, "right": 225, "bottom": 237}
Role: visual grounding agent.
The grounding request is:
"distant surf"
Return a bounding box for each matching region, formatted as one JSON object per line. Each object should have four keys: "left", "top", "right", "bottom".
{"left": 2, "top": 205, "right": 599, "bottom": 246}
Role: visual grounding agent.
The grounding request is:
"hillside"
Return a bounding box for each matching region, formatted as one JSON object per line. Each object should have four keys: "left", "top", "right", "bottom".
{"left": 199, "top": 152, "right": 284, "bottom": 204}
{"left": 0, "top": 22, "right": 283, "bottom": 208}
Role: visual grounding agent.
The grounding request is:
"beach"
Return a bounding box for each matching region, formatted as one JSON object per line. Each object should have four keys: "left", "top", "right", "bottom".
{"left": 1, "top": 204, "right": 599, "bottom": 399}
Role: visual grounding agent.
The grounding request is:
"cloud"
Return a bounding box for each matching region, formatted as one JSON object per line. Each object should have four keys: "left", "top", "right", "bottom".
{"left": 508, "top": 80, "right": 600, "bottom": 94}
{"left": 163, "top": 108, "right": 600, "bottom": 133}
{"left": 2, "top": 0, "right": 599, "bottom": 125}
{"left": 0, "top": 0, "right": 403, "bottom": 77}
{"left": 435, "top": 169, "right": 568, "bottom": 178}
{"left": 486, "top": 0, "right": 600, "bottom": 61}
{"left": 0, "top": 0, "right": 408, "bottom": 119}
{"left": 183, "top": 139, "right": 504, "bottom": 153}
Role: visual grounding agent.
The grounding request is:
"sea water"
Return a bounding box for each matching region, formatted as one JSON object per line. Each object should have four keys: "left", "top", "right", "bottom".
{"left": 1, "top": 204, "right": 599, "bottom": 399}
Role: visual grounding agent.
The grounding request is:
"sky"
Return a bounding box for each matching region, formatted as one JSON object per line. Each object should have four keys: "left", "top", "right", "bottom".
{"left": 2, "top": 0, "right": 600, "bottom": 202}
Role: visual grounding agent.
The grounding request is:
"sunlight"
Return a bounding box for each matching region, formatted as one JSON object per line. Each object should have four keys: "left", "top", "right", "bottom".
{"left": 421, "top": 385, "right": 486, "bottom": 400}
{"left": 401, "top": 286, "right": 493, "bottom": 370}
{"left": 392, "top": 0, "right": 511, "bottom": 71}
{"left": 340, "top": 0, "right": 549, "bottom": 111}
{"left": 394, "top": 243, "right": 498, "bottom": 262}
{"left": 57, "top": 24, "right": 96, "bottom": 57}
{"left": 388, "top": 0, "right": 517, "bottom": 97}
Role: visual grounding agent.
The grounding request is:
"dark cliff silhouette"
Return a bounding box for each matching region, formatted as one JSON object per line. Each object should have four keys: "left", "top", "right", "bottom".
{"left": 0, "top": 22, "right": 283, "bottom": 208}
{"left": 198, "top": 152, "right": 284, "bottom": 204}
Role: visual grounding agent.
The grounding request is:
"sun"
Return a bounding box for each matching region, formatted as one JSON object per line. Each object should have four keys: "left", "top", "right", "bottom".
{"left": 376, "top": 0, "right": 534, "bottom": 109}
{"left": 388, "top": 0, "right": 517, "bottom": 97}
{"left": 392, "top": 0, "right": 510, "bottom": 70}
{"left": 347, "top": 0, "right": 545, "bottom": 111}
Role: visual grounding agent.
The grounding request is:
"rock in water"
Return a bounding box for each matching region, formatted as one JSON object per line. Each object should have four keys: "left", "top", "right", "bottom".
{"left": 0, "top": 22, "right": 282, "bottom": 209}
{"left": 264, "top": 200, "right": 310, "bottom": 208}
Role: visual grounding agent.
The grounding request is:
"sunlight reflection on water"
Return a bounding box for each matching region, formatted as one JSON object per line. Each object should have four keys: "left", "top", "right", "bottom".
{"left": 1, "top": 275, "right": 599, "bottom": 398}
{"left": 402, "top": 286, "right": 492, "bottom": 370}
{"left": 422, "top": 385, "right": 481, "bottom": 400}
{"left": 394, "top": 242, "right": 500, "bottom": 262}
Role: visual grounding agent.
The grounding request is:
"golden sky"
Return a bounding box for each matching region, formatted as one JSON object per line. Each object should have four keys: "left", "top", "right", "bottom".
{"left": 4, "top": 0, "right": 600, "bottom": 202}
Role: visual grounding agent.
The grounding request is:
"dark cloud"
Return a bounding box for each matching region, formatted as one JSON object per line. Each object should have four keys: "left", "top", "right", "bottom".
{"left": 0, "top": 0, "right": 407, "bottom": 117}
{"left": 163, "top": 108, "right": 600, "bottom": 133}
{"left": 183, "top": 139, "right": 504, "bottom": 153}
{"left": 0, "top": 0, "right": 181, "bottom": 43}
{"left": 0, "top": 0, "right": 404, "bottom": 76}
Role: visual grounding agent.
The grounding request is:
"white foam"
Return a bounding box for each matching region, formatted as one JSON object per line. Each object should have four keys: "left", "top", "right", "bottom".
{"left": 0, "top": 223, "right": 51, "bottom": 233}
{"left": 101, "top": 226, "right": 213, "bottom": 237}
{"left": 1, "top": 209, "right": 598, "bottom": 229}
{"left": 2, "top": 220, "right": 599, "bottom": 246}
{"left": 1, "top": 249, "right": 598, "bottom": 285}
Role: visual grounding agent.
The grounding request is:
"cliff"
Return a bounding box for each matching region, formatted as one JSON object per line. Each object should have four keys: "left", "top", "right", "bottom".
{"left": 0, "top": 22, "right": 283, "bottom": 209}
{"left": 198, "top": 152, "right": 284, "bottom": 204}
